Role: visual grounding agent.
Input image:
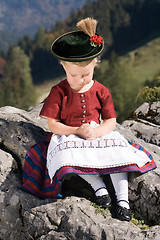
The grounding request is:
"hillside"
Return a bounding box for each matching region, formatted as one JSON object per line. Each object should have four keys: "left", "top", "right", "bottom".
{"left": 51, "top": 0, "right": 160, "bottom": 56}
{"left": 0, "top": 0, "right": 95, "bottom": 36}
{"left": 93, "top": 36, "right": 160, "bottom": 121}
{"left": 0, "top": 0, "right": 160, "bottom": 121}
{"left": 123, "top": 38, "right": 160, "bottom": 84}
{"left": 0, "top": 0, "right": 95, "bottom": 50}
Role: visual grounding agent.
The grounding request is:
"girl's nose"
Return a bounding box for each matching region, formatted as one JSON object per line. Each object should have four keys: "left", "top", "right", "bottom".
{"left": 80, "top": 77, "right": 85, "bottom": 82}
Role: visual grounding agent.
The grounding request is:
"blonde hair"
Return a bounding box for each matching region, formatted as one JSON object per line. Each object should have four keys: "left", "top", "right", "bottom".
{"left": 60, "top": 57, "right": 100, "bottom": 67}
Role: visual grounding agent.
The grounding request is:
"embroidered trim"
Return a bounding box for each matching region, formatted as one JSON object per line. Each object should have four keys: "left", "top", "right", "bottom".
{"left": 48, "top": 138, "right": 127, "bottom": 158}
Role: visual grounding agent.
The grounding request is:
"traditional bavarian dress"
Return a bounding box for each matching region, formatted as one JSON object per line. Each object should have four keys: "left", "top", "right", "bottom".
{"left": 22, "top": 80, "right": 157, "bottom": 198}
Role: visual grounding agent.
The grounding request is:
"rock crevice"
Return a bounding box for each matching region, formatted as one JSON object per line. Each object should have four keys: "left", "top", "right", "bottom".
{"left": 0, "top": 102, "right": 160, "bottom": 239}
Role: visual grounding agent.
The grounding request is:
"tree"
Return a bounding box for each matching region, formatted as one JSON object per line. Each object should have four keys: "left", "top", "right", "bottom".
{"left": 0, "top": 46, "right": 36, "bottom": 109}
{"left": 34, "top": 26, "right": 45, "bottom": 48}
{"left": 95, "top": 51, "right": 138, "bottom": 122}
{"left": 18, "top": 34, "right": 33, "bottom": 56}
{"left": 136, "top": 75, "right": 160, "bottom": 104}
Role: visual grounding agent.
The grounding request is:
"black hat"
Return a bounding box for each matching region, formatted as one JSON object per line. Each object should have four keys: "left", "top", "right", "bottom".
{"left": 51, "top": 30, "right": 104, "bottom": 62}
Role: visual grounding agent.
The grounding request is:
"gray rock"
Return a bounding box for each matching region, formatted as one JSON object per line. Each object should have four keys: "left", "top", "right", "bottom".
{"left": 23, "top": 197, "right": 160, "bottom": 240}
{"left": 121, "top": 119, "right": 160, "bottom": 146}
{"left": 0, "top": 104, "right": 49, "bottom": 131}
{"left": 0, "top": 103, "right": 160, "bottom": 239}
{"left": 129, "top": 101, "right": 160, "bottom": 125}
{"left": 0, "top": 149, "right": 26, "bottom": 240}
{"left": 116, "top": 123, "right": 160, "bottom": 162}
{"left": 116, "top": 123, "right": 160, "bottom": 225}
{"left": 0, "top": 105, "right": 49, "bottom": 167}
{"left": 120, "top": 102, "right": 160, "bottom": 226}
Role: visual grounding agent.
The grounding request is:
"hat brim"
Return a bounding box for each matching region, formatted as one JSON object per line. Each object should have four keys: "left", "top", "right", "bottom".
{"left": 51, "top": 30, "right": 104, "bottom": 62}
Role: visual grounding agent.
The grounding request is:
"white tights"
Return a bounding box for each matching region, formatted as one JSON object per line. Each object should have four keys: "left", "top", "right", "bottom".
{"left": 79, "top": 174, "right": 108, "bottom": 196}
{"left": 79, "top": 172, "right": 129, "bottom": 209}
{"left": 110, "top": 172, "right": 129, "bottom": 209}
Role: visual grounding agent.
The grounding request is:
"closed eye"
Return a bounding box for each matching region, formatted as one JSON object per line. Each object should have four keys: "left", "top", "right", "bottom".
{"left": 70, "top": 74, "right": 77, "bottom": 77}
{"left": 70, "top": 73, "right": 90, "bottom": 77}
{"left": 82, "top": 73, "right": 90, "bottom": 77}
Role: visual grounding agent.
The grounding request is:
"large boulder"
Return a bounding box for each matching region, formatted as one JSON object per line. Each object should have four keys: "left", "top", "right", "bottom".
{"left": 128, "top": 102, "right": 160, "bottom": 125}
{"left": 0, "top": 105, "right": 49, "bottom": 167}
{"left": 121, "top": 101, "right": 160, "bottom": 225}
{"left": 122, "top": 102, "right": 160, "bottom": 146}
{"left": 0, "top": 103, "right": 160, "bottom": 239}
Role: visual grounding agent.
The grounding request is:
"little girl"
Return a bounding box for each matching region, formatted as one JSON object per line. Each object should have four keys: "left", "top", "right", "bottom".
{"left": 22, "top": 18, "right": 157, "bottom": 221}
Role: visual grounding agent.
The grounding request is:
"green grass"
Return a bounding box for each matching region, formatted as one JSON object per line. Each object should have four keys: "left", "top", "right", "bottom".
{"left": 91, "top": 203, "right": 150, "bottom": 229}
{"left": 91, "top": 202, "right": 110, "bottom": 217}
{"left": 131, "top": 213, "right": 150, "bottom": 230}
{"left": 122, "top": 37, "right": 160, "bottom": 86}
{"left": 35, "top": 76, "right": 65, "bottom": 103}
{"left": 101, "top": 37, "right": 160, "bottom": 89}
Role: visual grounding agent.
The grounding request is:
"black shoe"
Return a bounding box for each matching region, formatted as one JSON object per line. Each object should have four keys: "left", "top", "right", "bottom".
{"left": 95, "top": 194, "right": 111, "bottom": 208}
{"left": 116, "top": 205, "right": 131, "bottom": 221}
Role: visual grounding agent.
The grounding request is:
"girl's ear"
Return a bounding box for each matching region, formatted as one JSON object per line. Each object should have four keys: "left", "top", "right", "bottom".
{"left": 59, "top": 61, "right": 63, "bottom": 66}
{"left": 60, "top": 61, "right": 66, "bottom": 70}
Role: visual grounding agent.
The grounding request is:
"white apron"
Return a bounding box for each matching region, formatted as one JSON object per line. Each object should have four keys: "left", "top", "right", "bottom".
{"left": 47, "top": 122, "right": 151, "bottom": 181}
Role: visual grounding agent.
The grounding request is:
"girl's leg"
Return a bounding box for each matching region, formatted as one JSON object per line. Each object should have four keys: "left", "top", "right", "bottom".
{"left": 110, "top": 172, "right": 130, "bottom": 209}
{"left": 79, "top": 174, "right": 108, "bottom": 196}
{"left": 110, "top": 172, "right": 131, "bottom": 221}
{"left": 79, "top": 174, "right": 111, "bottom": 207}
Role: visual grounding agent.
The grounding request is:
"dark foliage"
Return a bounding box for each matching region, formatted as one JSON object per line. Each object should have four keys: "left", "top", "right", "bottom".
{"left": 0, "top": 0, "right": 160, "bottom": 113}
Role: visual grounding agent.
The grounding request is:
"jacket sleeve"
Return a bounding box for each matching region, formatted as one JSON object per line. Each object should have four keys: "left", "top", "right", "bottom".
{"left": 40, "top": 86, "right": 62, "bottom": 120}
{"left": 100, "top": 87, "right": 117, "bottom": 120}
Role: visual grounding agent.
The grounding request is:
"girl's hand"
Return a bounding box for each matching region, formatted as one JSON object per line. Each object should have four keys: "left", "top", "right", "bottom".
{"left": 76, "top": 123, "right": 96, "bottom": 140}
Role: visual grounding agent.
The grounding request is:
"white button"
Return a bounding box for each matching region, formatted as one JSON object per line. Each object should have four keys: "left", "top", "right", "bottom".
{"left": 80, "top": 94, "right": 84, "bottom": 97}
{"left": 81, "top": 119, "right": 85, "bottom": 123}
{"left": 83, "top": 110, "right": 86, "bottom": 114}
{"left": 82, "top": 115, "right": 86, "bottom": 118}
{"left": 81, "top": 99, "right": 85, "bottom": 103}
{"left": 82, "top": 105, "right": 86, "bottom": 108}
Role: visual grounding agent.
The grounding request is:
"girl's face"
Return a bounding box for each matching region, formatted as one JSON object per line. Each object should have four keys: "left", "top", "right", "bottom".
{"left": 61, "top": 61, "right": 96, "bottom": 92}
